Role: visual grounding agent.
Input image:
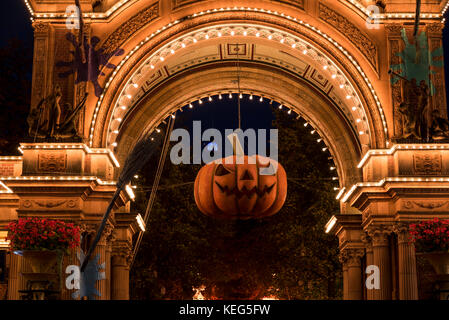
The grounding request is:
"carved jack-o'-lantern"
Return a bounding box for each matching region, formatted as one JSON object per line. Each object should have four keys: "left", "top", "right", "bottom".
{"left": 194, "top": 155, "right": 287, "bottom": 219}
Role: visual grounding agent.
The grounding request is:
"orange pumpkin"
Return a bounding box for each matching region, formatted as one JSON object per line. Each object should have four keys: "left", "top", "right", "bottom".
{"left": 194, "top": 155, "right": 287, "bottom": 219}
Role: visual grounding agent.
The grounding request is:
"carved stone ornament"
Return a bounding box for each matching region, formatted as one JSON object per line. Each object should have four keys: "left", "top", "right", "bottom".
{"left": 37, "top": 151, "right": 67, "bottom": 173}
{"left": 361, "top": 233, "right": 373, "bottom": 251}
{"left": 413, "top": 153, "right": 442, "bottom": 175}
{"left": 79, "top": 222, "right": 114, "bottom": 242}
{"left": 413, "top": 201, "right": 448, "bottom": 210}
{"left": 385, "top": 24, "right": 403, "bottom": 34}
{"left": 319, "top": 3, "right": 377, "bottom": 70}
{"left": 366, "top": 225, "right": 393, "bottom": 247}
{"left": 339, "top": 248, "right": 364, "bottom": 267}
{"left": 101, "top": 3, "right": 159, "bottom": 54}
{"left": 33, "top": 200, "right": 67, "bottom": 208}
{"left": 393, "top": 223, "right": 412, "bottom": 243}
{"left": 427, "top": 23, "right": 444, "bottom": 34}
{"left": 111, "top": 243, "right": 133, "bottom": 268}
{"left": 32, "top": 22, "right": 50, "bottom": 34}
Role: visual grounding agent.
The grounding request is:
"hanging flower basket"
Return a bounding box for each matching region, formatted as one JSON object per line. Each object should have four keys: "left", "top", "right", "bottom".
{"left": 7, "top": 218, "right": 80, "bottom": 253}
{"left": 6, "top": 218, "right": 80, "bottom": 299}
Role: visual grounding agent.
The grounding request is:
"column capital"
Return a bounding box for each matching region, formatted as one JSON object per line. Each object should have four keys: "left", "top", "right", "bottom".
{"left": 340, "top": 248, "right": 365, "bottom": 267}
{"left": 366, "top": 224, "right": 392, "bottom": 246}
{"left": 393, "top": 223, "right": 412, "bottom": 244}
{"left": 79, "top": 222, "right": 115, "bottom": 244}
{"left": 111, "top": 242, "right": 133, "bottom": 268}
{"left": 361, "top": 232, "right": 373, "bottom": 252}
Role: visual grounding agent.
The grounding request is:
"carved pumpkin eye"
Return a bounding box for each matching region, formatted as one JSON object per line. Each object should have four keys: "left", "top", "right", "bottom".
{"left": 215, "top": 164, "right": 232, "bottom": 176}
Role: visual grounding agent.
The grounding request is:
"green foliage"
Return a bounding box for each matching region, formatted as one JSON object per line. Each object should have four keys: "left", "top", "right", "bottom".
{"left": 130, "top": 108, "right": 342, "bottom": 300}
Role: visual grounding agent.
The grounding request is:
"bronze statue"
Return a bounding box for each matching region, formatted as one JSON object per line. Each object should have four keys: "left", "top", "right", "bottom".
{"left": 389, "top": 70, "right": 430, "bottom": 140}
{"left": 430, "top": 109, "right": 449, "bottom": 140}
{"left": 27, "top": 86, "right": 87, "bottom": 140}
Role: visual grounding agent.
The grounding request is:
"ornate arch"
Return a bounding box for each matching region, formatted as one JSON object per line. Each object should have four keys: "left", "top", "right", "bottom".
{"left": 89, "top": 7, "right": 389, "bottom": 150}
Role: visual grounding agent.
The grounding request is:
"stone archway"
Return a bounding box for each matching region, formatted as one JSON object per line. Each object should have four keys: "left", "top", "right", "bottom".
{"left": 1, "top": 0, "right": 448, "bottom": 301}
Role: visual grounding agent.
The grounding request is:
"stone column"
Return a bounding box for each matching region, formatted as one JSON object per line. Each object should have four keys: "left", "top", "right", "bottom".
{"left": 367, "top": 225, "right": 392, "bottom": 300}
{"left": 111, "top": 244, "right": 132, "bottom": 300}
{"left": 342, "top": 265, "right": 349, "bottom": 300}
{"left": 77, "top": 223, "right": 112, "bottom": 300}
{"left": 346, "top": 249, "right": 364, "bottom": 300}
{"left": 340, "top": 249, "right": 364, "bottom": 300}
{"left": 7, "top": 253, "right": 20, "bottom": 300}
{"left": 362, "top": 233, "right": 374, "bottom": 300}
{"left": 393, "top": 223, "right": 418, "bottom": 300}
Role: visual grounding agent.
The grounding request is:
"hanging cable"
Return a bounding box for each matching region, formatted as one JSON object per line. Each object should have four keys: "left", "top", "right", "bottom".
{"left": 413, "top": 0, "right": 422, "bottom": 39}
{"left": 130, "top": 115, "right": 175, "bottom": 267}
{"left": 236, "top": 44, "right": 242, "bottom": 130}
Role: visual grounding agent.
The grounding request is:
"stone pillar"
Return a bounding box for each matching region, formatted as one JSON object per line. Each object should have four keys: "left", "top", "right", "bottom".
{"left": 111, "top": 245, "right": 132, "bottom": 300}
{"left": 77, "top": 223, "right": 113, "bottom": 300}
{"left": 342, "top": 262, "right": 349, "bottom": 300}
{"left": 7, "top": 253, "right": 20, "bottom": 300}
{"left": 367, "top": 225, "right": 392, "bottom": 300}
{"left": 347, "top": 249, "right": 364, "bottom": 300}
{"left": 105, "top": 233, "right": 115, "bottom": 301}
{"left": 362, "top": 233, "right": 374, "bottom": 300}
{"left": 393, "top": 223, "right": 418, "bottom": 300}
{"left": 340, "top": 249, "right": 364, "bottom": 300}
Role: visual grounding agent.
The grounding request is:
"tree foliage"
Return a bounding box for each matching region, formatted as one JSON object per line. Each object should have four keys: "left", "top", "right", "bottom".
{"left": 130, "top": 107, "right": 342, "bottom": 300}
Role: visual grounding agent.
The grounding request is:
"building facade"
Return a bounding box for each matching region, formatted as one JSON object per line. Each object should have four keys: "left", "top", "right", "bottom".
{"left": 0, "top": 0, "right": 448, "bottom": 299}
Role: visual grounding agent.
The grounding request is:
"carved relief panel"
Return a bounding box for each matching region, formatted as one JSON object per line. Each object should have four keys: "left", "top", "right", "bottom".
{"left": 319, "top": 3, "right": 378, "bottom": 72}
{"left": 38, "top": 151, "right": 68, "bottom": 173}
{"left": 413, "top": 153, "right": 442, "bottom": 175}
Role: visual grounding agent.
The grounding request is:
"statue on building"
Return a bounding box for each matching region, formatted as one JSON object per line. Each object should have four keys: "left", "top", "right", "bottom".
{"left": 389, "top": 70, "right": 430, "bottom": 140}
{"left": 430, "top": 109, "right": 449, "bottom": 140}
{"left": 27, "top": 85, "right": 87, "bottom": 140}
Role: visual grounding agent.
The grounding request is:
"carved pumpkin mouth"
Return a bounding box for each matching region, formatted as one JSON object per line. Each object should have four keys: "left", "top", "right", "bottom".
{"left": 215, "top": 181, "right": 275, "bottom": 199}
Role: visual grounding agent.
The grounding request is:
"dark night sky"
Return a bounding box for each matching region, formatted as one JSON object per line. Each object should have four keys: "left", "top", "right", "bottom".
{"left": 1, "top": 0, "right": 449, "bottom": 120}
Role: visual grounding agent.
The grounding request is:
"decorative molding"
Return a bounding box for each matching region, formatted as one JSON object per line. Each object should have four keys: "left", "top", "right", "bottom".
{"left": 172, "top": 0, "right": 202, "bottom": 9}
{"left": 92, "top": 9, "right": 387, "bottom": 149}
{"left": 426, "top": 23, "right": 444, "bottom": 34}
{"left": 413, "top": 153, "right": 442, "bottom": 175}
{"left": 403, "top": 200, "right": 448, "bottom": 210}
{"left": 318, "top": 2, "right": 378, "bottom": 71}
{"left": 33, "top": 200, "right": 67, "bottom": 208}
{"left": 276, "top": 0, "right": 305, "bottom": 10}
{"left": 101, "top": 2, "right": 159, "bottom": 54}
{"left": 32, "top": 22, "right": 50, "bottom": 34}
{"left": 385, "top": 24, "right": 403, "bottom": 34}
